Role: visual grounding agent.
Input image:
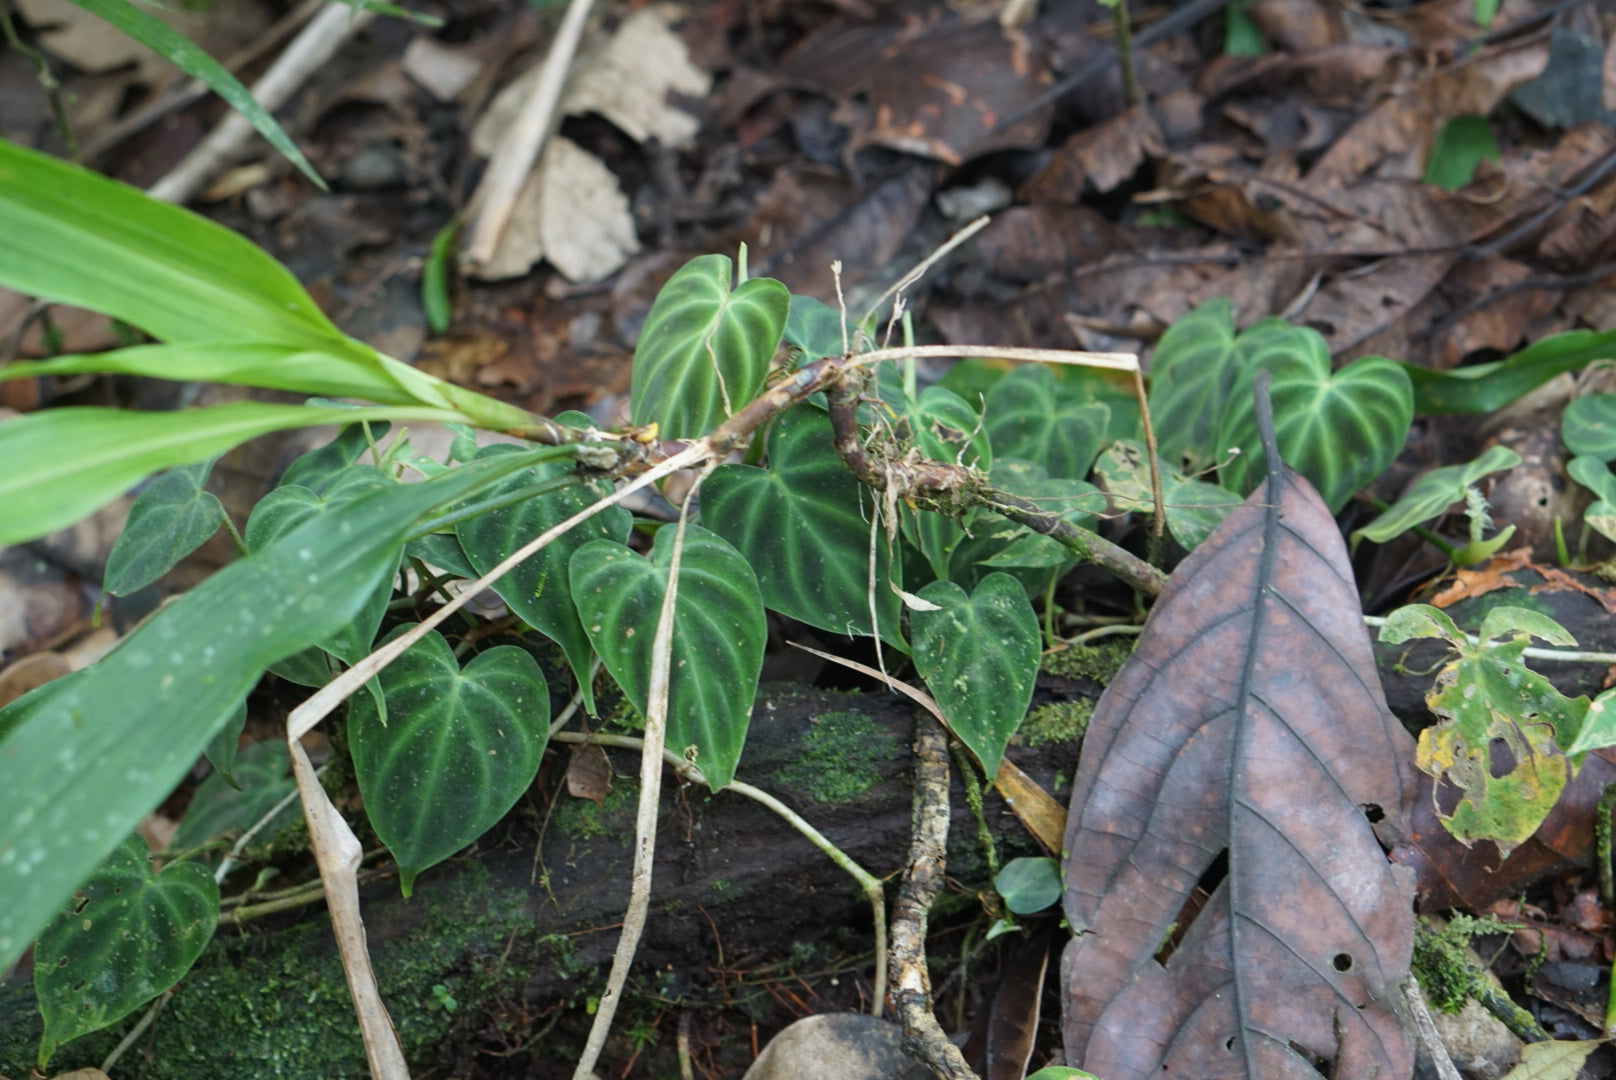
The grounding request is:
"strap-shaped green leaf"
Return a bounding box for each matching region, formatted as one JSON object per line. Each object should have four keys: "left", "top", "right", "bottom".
{"left": 984, "top": 363, "right": 1110, "bottom": 480}
{"left": 1563, "top": 393, "right": 1616, "bottom": 461}
{"left": 701, "top": 405, "right": 904, "bottom": 649}
{"left": 630, "top": 254, "right": 788, "bottom": 438}
{"left": 350, "top": 628, "right": 550, "bottom": 896}
{"left": 570, "top": 526, "right": 765, "bottom": 790}
{"left": 33, "top": 834, "right": 219, "bottom": 1068}
{"left": 102, "top": 461, "right": 226, "bottom": 596}
{"left": 911, "top": 572, "right": 1040, "bottom": 779}
{"left": 1353, "top": 444, "right": 1522, "bottom": 543}
{"left": 0, "top": 401, "right": 472, "bottom": 546}
{"left": 1217, "top": 342, "right": 1413, "bottom": 514}
{"left": 455, "top": 444, "right": 632, "bottom": 716}
{"left": 0, "top": 445, "right": 572, "bottom": 972}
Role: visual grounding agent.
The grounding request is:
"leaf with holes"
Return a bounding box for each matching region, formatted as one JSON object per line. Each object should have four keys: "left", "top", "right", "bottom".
{"left": 630, "top": 254, "right": 789, "bottom": 438}
{"left": 570, "top": 526, "right": 765, "bottom": 790}
{"left": 1380, "top": 604, "right": 1587, "bottom": 853}
{"left": 33, "top": 834, "right": 219, "bottom": 1067}
{"left": 1564, "top": 394, "right": 1616, "bottom": 461}
{"left": 455, "top": 444, "right": 632, "bottom": 715}
{"left": 102, "top": 460, "right": 226, "bottom": 596}
{"left": 984, "top": 363, "right": 1110, "bottom": 480}
{"left": 349, "top": 627, "right": 549, "bottom": 896}
{"left": 701, "top": 405, "right": 904, "bottom": 649}
{"left": 1353, "top": 445, "right": 1522, "bottom": 544}
{"left": 1217, "top": 340, "right": 1413, "bottom": 513}
{"left": 912, "top": 572, "right": 1040, "bottom": 779}
{"left": 1063, "top": 442, "right": 1416, "bottom": 1080}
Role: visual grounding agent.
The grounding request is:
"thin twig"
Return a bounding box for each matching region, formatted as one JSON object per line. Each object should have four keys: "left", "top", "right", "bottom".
{"left": 891, "top": 716, "right": 978, "bottom": 1079}
{"left": 570, "top": 462, "right": 711, "bottom": 1080}
{"left": 846, "top": 344, "right": 1137, "bottom": 373}
{"left": 861, "top": 215, "right": 992, "bottom": 328}
{"left": 147, "top": 2, "right": 376, "bottom": 203}
{"left": 462, "top": 0, "right": 596, "bottom": 268}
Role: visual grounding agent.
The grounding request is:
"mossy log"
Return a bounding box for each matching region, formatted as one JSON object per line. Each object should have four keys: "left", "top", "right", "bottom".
{"left": 0, "top": 682, "right": 1083, "bottom": 1080}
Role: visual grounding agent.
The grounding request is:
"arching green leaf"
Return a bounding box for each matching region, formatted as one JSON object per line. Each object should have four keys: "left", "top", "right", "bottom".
{"left": 102, "top": 461, "right": 226, "bottom": 596}
{"left": 34, "top": 835, "right": 219, "bottom": 1068}
{"left": 1353, "top": 445, "right": 1522, "bottom": 544}
{"left": 1217, "top": 343, "right": 1413, "bottom": 514}
{"left": 570, "top": 526, "right": 765, "bottom": 789}
{"left": 455, "top": 444, "right": 632, "bottom": 715}
{"left": 1563, "top": 393, "right": 1616, "bottom": 461}
{"left": 350, "top": 628, "right": 550, "bottom": 896}
{"left": 701, "top": 406, "right": 905, "bottom": 649}
{"left": 985, "top": 363, "right": 1110, "bottom": 480}
{"left": 912, "top": 572, "right": 1040, "bottom": 779}
{"left": 630, "top": 254, "right": 789, "bottom": 438}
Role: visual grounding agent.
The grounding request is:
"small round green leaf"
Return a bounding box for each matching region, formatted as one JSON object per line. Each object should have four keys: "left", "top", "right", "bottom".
{"left": 1353, "top": 444, "right": 1522, "bottom": 544}
{"left": 1563, "top": 393, "right": 1616, "bottom": 461}
{"left": 912, "top": 573, "right": 1040, "bottom": 779}
{"left": 1424, "top": 114, "right": 1500, "bottom": 191}
{"left": 630, "top": 254, "right": 789, "bottom": 438}
{"left": 1217, "top": 338, "right": 1414, "bottom": 513}
{"left": 702, "top": 406, "right": 905, "bottom": 649}
{"left": 455, "top": 444, "right": 632, "bottom": 715}
{"left": 995, "top": 855, "right": 1062, "bottom": 914}
{"left": 570, "top": 526, "right": 765, "bottom": 790}
{"left": 984, "top": 363, "right": 1110, "bottom": 480}
{"left": 103, "top": 461, "right": 226, "bottom": 596}
{"left": 349, "top": 628, "right": 550, "bottom": 896}
{"left": 34, "top": 834, "right": 219, "bottom": 1067}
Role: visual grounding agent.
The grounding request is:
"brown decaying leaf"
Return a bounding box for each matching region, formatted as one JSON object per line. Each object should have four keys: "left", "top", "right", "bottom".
{"left": 567, "top": 739, "right": 613, "bottom": 806}
{"left": 1062, "top": 458, "right": 1417, "bottom": 1078}
{"left": 963, "top": 926, "right": 1051, "bottom": 1080}
{"left": 1430, "top": 547, "right": 1533, "bottom": 608}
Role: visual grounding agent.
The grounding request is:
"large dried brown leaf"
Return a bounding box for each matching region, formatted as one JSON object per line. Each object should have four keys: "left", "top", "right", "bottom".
{"left": 1061, "top": 456, "right": 1417, "bottom": 1079}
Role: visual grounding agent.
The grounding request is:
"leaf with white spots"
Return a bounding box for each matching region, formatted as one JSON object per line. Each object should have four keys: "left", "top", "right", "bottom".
{"left": 349, "top": 626, "right": 550, "bottom": 896}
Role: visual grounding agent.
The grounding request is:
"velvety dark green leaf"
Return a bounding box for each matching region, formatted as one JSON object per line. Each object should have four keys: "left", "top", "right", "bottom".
{"left": 784, "top": 294, "right": 847, "bottom": 363}
{"left": 245, "top": 470, "right": 397, "bottom": 664}
{"left": 1145, "top": 298, "right": 1242, "bottom": 472}
{"left": 1563, "top": 394, "right": 1616, "bottom": 461}
{"left": 948, "top": 460, "right": 1104, "bottom": 594}
{"left": 33, "top": 834, "right": 219, "bottom": 1067}
{"left": 1404, "top": 327, "right": 1616, "bottom": 414}
{"left": 570, "top": 526, "right": 765, "bottom": 789}
{"left": 279, "top": 420, "right": 387, "bottom": 494}
{"left": 996, "top": 856, "right": 1062, "bottom": 914}
{"left": 0, "top": 444, "right": 571, "bottom": 971}
{"left": 630, "top": 254, "right": 789, "bottom": 438}
{"left": 102, "top": 461, "right": 226, "bottom": 596}
{"left": 1217, "top": 344, "right": 1413, "bottom": 514}
{"left": 407, "top": 531, "right": 478, "bottom": 580}
{"left": 59, "top": 0, "right": 321, "bottom": 187}
{"left": 350, "top": 628, "right": 549, "bottom": 895}
{"left": 1092, "top": 440, "right": 1241, "bottom": 551}
{"left": 985, "top": 364, "right": 1110, "bottom": 480}
{"left": 1354, "top": 445, "right": 1522, "bottom": 543}
{"left": 174, "top": 740, "right": 298, "bottom": 851}
{"left": 912, "top": 573, "right": 1040, "bottom": 779}
{"left": 201, "top": 698, "right": 248, "bottom": 789}
{"left": 901, "top": 386, "right": 990, "bottom": 579}
{"left": 702, "top": 405, "right": 905, "bottom": 649}
{"left": 456, "top": 444, "right": 631, "bottom": 715}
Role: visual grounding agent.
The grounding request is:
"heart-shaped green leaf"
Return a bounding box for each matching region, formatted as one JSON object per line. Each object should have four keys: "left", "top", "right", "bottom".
{"left": 912, "top": 572, "right": 1040, "bottom": 779}
{"left": 174, "top": 739, "right": 298, "bottom": 852}
{"left": 784, "top": 294, "right": 847, "bottom": 364}
{"left": 349, "top": 628, "right": 550, "bottom": 896}
{"left": 701, "top": 405, "right": 905, "bottom": 649}
{"left": 570, "top": 526, "right": 765, "bottom": 789}
{"left": 630, "top": 254, "right": 789, "bottom": 438}
{"left": 901, "top": 386, "right": 991, "bottom": 579}
{"left": 34, "top": 834, "right": 219, "bottom": 1067}
{"left": 455, "top": 444, "right": 632, "bottom": 715}
{"left": 1563, "top": 393, "right": 1616, "bottom": 461}
{"left": 102, "top": 460, "right": 226, "bottom": 596}
{"left": 1568, "top": 455, "right": 1616, "bottom": 542}
{"left": 1217, "top": 339, "right": 1413, "bottom": 514}
{"left": 1353, "top": 444, "right": 1522, "bottom": 544}
{"left": 279, "top": 419, "right": 388, "bottom": 495}
{"left": 985, "top": 363, "right": 1111, "bottom": 480}
{"left": 1093, "top": 440, "right": 1241, "bottom": 551}
{"left": 1146, "top": 298, "right": 1242, "bottom": 472}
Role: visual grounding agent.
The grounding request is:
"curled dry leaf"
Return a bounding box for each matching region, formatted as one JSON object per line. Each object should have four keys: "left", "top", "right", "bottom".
{"left": 1062, "top": 447, "right": 1417, "bottom": 1077}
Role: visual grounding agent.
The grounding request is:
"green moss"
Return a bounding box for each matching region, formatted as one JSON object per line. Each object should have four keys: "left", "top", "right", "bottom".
{"left": 770, "top": 711, "right": 899, "bottom": 805}
{"left": 1041, "top": 639, "right": 1133, "bottom": 684}
{"left": 1412, "top": 913, "right": 1514, "bottom": 1014}
{"left": 550, "top": 781, "right": 636, "bottom": 845}
{"left": 0, "top": 864, "right": 534, "bottom": 1079}
{"left": 1021, "top": 699, "right": 1095, "bottom": 747}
